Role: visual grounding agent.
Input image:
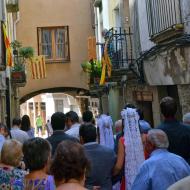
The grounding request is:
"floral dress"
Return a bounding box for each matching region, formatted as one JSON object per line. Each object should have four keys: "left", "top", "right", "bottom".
{"left": 0, "top": 166, "right": 26, "bottom": 190}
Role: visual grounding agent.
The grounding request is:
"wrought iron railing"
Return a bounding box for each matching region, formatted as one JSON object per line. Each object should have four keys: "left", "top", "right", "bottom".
{"left": 104, "top": 27, "right": 130, "bottom": 70}
{"left": 146, "top": 0, "right": 182, "bottom": 37}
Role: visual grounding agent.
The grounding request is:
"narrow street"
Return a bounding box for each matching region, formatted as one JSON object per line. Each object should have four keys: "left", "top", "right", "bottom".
{"left": 0, "top": 0, "right": 190, "bottom": 190}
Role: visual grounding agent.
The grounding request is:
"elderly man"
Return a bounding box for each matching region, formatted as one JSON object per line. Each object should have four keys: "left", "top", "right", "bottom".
{"left": 131, "top": 129, "right": 190, "bottom": 190}
{"left": 168, "top": 175, "right": 190, "bottom": 190}
{"left": 157, "top": 97, "right": 190, "bottom": 163}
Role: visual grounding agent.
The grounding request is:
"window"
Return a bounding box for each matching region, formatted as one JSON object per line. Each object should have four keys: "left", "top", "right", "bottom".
{"left": 37, "top": 26, "right": 70, "bottom": 62}
{"left": 29, "top": 102, "right": 34, "bottom": 110}
{"left": 55, "top": 100, "right": 64, "bottom": 112}
{"left": 40, "top": 102, "right": 46, "bottom": 111}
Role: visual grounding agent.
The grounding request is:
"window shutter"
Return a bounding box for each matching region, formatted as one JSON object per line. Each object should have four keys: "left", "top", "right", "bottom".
{"left": 88, "top": 36, "right": 96, "bottom": 61}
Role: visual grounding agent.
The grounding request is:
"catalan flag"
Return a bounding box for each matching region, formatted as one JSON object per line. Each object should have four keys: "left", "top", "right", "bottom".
{"left": 30, "top": 55, "right": 46, "bottom": 79}
{"left": 99, "top": 41, "right": 112, "bottom": 85}
{"left": 2, "top": 23, "right": 13, "bottom": 67}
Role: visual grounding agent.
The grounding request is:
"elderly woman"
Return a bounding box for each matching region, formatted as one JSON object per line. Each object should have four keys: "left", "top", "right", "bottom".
{"left": 23, "top": 137, "right": 55, "bottom": 190}
{"left": 51, "top": 141, "right": 90, "bottom": 190}
{"left": 0, "top": 139, "right": 26, "bottom": 189}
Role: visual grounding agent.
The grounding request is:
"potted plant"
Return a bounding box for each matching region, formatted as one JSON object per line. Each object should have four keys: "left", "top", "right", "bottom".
{"left": 81, "top": 59, "right": 102, "bottom": 85}
{"left": 19, "top": 47, "right": 34, "bottom": 60}
{"left": 11, "top": 40, "right": 34, "bottom": 85}
{"left": 6, "top": 0, "right": 19, "bottom": 12}
{"left": 81, "top": 61, "right": 92, "bottom": 72}
{"left": 11, "top": 40, "right": 22, "bottom": 56}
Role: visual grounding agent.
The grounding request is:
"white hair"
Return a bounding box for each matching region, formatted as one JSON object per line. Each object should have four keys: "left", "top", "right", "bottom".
{"left": 115, "top": 120, "right": 122, "bottom": 128}
{"left": 183, "top": 113, "right": 190, "bottom": 125}
{"left": 147, "top": 129, "right": 169, "bottom": 149}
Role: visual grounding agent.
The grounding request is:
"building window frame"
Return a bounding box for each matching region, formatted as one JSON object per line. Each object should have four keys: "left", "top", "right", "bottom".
{"left": 37, "top": 26, "right": 70, "bottom": 63}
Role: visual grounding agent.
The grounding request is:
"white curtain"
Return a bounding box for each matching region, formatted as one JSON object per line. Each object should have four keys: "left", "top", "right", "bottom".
{"left": 42, "top": 29, "right": 52, "bottom": 59}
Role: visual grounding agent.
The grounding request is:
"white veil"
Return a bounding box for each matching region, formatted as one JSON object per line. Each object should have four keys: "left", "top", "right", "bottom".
{"left": 97, "top": 114, "right": 114, "bottom": 150}
{"left": 121, "top": 108, "right": 145, "bottom": 190}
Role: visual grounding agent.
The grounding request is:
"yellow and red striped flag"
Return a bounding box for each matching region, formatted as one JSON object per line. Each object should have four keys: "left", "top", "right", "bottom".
{"left": 2, "top": 23, "right": 13, "bottom": 67}
{"left": 30, "top": 55, "right": 46, "bottom": 79}
{"left": 99, "top": 41, "right": 112, "bottom": 85}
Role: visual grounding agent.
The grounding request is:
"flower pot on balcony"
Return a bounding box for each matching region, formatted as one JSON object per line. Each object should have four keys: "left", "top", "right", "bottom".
{"left": 6, "top": 2, "right": 19, "bottom": 13}
{"left": 11, "top": 71, "right": 26, "bottom": 86}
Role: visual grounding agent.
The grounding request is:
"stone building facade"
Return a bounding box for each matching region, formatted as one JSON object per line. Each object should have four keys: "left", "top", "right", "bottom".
{"left": 129, "top": 0, "right": 190, "bottom": 121}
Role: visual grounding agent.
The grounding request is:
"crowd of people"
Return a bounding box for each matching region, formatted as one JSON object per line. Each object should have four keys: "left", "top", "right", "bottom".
{"left": 0, "top": 96, "right": 190, "bottom": 190}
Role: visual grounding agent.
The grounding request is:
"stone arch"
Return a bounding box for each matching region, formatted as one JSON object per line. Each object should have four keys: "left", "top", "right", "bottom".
{"left": 20, "top": 87, "right": 89, "bottom": 104}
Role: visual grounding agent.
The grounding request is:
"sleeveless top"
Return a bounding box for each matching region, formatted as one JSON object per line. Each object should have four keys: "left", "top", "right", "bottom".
{"left": 24, "top": 175, "right": 55, "bottom": 190}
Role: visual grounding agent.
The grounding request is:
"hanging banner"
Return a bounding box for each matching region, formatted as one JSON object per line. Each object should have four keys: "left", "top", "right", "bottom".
{"left": 30, "top": 55, "right": 46, "bottom": 79}
{"left": 2, "top": 23, "right": 13, "bottom": 67}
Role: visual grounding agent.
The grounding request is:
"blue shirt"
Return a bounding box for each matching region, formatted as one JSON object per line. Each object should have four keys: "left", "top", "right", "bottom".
{"left": 139, "top": 120, "right": 151, "bottom": 133}
{"left": 0, "top": 134, "right": 5, "bottom": 152}
{"left": 131, "top": 149, "right": 190, "bottom": 190}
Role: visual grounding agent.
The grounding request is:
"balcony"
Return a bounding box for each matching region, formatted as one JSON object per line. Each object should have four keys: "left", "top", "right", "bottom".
{"left": 104, "top": 28, "right": 130, "bottom": 70}
{"left": 11, "top": 56, "right": 26, "bottom": 87}
{"left": 6, "top": 0, "right": 19, "bottom": 13}
{"left": 146, "top": 0, "right": 183, "bottom": 43}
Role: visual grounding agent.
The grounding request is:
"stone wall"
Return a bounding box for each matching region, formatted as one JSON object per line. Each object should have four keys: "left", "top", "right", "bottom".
{"left": 125, "top": 83, "right": 161, "bottom": 126}
{"left": 178, "top": 84, "right": 190, "bottom": 116}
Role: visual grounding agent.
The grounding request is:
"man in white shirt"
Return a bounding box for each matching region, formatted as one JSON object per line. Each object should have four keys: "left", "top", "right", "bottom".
{"left": 65, "top": 111, "right": 80, "bottom": 140}
{"left": 11, "top": 118, "right": 29, "bottom": 144}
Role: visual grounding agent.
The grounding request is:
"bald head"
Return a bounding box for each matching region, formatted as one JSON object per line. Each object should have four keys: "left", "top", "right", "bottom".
{"left": 147, "top": 129, "right": 169, "bottom": 149}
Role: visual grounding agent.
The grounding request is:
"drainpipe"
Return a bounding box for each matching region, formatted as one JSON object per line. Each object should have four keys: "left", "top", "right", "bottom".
{"left": 13, "top": 12, "right": 20, "bottom": 40}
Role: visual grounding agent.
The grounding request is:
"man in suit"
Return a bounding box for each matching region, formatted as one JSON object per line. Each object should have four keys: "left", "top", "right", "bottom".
{"left": 47, "top": 112, "right": 77, "bottom": 156}
{"left": 79, "top": 124, "right": 116, "bottom": 190}
{"left": 157, "top": 96, "right": 190, "bottom": 164}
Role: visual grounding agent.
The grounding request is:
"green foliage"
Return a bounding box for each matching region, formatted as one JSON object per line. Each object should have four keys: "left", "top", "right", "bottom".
{"left": 10, "top": 40, "right": 34, "bottom": 72}
{"left": 81, "top": 60, "right": 102, "bottom": 78}
{"left": 19, "top": 47, "right": 34, "bottom": 59}
{"left": 91, "top": 60, "right": 102, "bottom": 78}
{"left": 10, "top": 40, "right": 22, "bottom": 50}
{"left": 81, "top": 61, "right": 92, "bottom": 72}
{"left": 12, "top": 62, "right": 24, "bottom": 72}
